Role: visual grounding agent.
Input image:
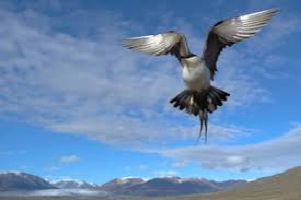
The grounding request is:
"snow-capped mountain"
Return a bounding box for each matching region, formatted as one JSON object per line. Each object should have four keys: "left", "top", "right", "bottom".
{"left": 0, "top": 171, "right": 246, "bottom": 197}
{"left": 0, "top": 172, "right": 56, "bottom": 191}
{"left": 49, "top": 179, "right": 100, "bottom": 189}
{"left": 101, "top": 177, "right": 145, "bottom": 192}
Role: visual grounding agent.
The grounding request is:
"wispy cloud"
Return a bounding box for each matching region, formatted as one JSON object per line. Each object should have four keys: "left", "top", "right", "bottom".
{"left": 0, "top": 151, "right": 26, "bottom": 156}
{"left": 157, "top": 125, "right": 301, "bottom": 171}
{"left": 59, "top": 155, "right": 81, "bottom": 164}
{"left": 153, "top": 170, "right": 178, "bottom": 177}
{"left": 138, "top": 164, "right": 148, "bottom": 170}
{"left": 44, "top": 165, "right": 60, "bottom": 171}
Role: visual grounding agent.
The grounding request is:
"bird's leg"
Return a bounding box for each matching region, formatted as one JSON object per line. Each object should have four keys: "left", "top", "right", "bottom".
{"left": 204, "top": 111, "right": 208, "bottom": 144}
{"left": 197, "top": 114, "right": 203, "bottom": 144}
{"left": 197, "top": 110, "right": 208, "bottom": 144}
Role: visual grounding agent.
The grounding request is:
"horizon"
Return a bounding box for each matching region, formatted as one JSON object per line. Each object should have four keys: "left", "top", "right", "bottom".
{"left": 0, "top": 169, "right": 252, "bottom": 185}
{"left": 1, "top": 166, "right": 300, "bottom": 185}
{"left": 0, "top": 0, "right": 301, "bottom": 185}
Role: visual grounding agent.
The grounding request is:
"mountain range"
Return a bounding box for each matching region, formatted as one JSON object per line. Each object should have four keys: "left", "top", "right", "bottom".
{"left": 0, "top": 172, "right": 245, "bottom": 197}
{"left": 1, "top": 167, "right": 300, "bottom": 199}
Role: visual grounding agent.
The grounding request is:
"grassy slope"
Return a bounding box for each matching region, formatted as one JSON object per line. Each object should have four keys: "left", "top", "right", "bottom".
{"left": 164, "top": 167, "right": 301, "bottom": 200}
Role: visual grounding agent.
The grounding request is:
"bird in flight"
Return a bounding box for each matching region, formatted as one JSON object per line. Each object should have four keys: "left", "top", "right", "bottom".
{"left": 122, "top": 9, "right": 279, "bottom": 143}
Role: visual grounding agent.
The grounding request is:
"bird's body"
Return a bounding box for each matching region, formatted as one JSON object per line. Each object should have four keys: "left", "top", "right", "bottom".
{"left": 181, "top": 56, "right": 211, "bottom": 91}
{"left": 122, "top": 8, "right": 279, "bottom": 143}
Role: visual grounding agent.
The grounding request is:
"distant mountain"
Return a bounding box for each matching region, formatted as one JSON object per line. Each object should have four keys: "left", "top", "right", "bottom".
{"left": 0, "top": 171, "right": 246, "bottom": 197}
{"left": 171, "top": 166, "right": 301, "bottom": 200}
{"left": 101, "top": 177, "right": 145, "bottom": 192}
{"left": 100, "top": 176, "right": 246, "bottom": 197}
{"left": 0, "top": 172, "right": 56, "bottom": 191}
{"left": 50, "top": 179, "right": 100, "bottom": 189}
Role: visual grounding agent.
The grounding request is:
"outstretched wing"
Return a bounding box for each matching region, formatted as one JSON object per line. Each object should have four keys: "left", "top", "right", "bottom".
{"left": 122, "top": 32, "right": 192, "bottom": 61}
{"left": 203, "top": 8, "right": 279, "bottom": 80}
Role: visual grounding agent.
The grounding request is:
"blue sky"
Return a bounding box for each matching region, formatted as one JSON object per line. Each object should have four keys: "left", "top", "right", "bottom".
{"left": 0, "top": 0, "right": 301, "bottom": 184}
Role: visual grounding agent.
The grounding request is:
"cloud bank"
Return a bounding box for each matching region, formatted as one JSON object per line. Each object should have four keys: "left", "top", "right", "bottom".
{"left": 158, "top": 125, "right": 301, "bottom": 171}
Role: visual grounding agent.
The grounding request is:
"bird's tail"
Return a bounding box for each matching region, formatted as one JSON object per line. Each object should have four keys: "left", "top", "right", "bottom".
{"left": 170, "top": 86, "right": 230, "bottom": 143}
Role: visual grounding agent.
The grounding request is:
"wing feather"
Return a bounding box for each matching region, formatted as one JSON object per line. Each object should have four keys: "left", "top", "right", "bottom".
{"left": 122, "top": 32, "right": 191, "bottom": 60}
{"left": 203, "top": 8, "right": 279, "bottom": 79}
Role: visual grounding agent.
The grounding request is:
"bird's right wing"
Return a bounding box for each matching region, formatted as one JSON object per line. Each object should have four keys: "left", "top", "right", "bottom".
{"left": 122, "top": 32, "right": 192, "bottom": 61}
{"left": 203, "top": 8, "right": 279, "bottom": 80}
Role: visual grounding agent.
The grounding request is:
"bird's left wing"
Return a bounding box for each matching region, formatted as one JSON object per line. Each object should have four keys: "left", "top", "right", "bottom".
{"left": 203, "top": 8, "right": 279, "bottom": 80}
{"left": 122, "top": 32, "right": 191, "bottom": 61}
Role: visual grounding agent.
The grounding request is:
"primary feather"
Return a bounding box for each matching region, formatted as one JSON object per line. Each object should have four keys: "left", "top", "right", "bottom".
{"left": 122, "top": 32, "right": 192, "bottom": 60}
{"left": 203, "top": 8, "right": 279, "bottom": 79}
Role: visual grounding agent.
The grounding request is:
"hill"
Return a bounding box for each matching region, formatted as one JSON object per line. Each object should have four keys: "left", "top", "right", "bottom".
{"left": 165, "top": 166, "right": 301, "bottom": 200}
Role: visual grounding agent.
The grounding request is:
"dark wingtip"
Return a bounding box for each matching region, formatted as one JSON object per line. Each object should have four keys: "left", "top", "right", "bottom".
{"left": 213, "top": 20, "right": 224, "bottom": 27}
{"left": 269, "top": 8, "right": 280, "bottom": 14}
{"left": 170, "top": 99, "right": 176, "bottom": 104}
{"left": 120, "top": 39, "right": 128, "bottom": 46}
{"left": 121, "top": 38, "right": 135, "bottom": 49}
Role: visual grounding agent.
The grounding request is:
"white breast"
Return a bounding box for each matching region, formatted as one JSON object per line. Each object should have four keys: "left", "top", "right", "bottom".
{"left": 181, "top": 57, "right": 210, "bottom": 91}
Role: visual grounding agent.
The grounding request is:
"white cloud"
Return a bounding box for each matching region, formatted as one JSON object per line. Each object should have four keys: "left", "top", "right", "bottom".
{"left": 45, "top": 165, "right": 60, "bottom": 171}
{"left": 172, "top": 160, "right": 188, "bottom": 168}
{"left": 157, "top": 125, "right": 301, "bottom": 171}
{"left": 59, "top": 155, "right": 81, "bottom": 164}
{"left": 0, "top": 150, "right": 26, "bottom": 156}
{"left": 153, "top": 170, "right": 178, "bottom": 177}
{"left": 138, "top": 164, "right": 148, "bottom": 170}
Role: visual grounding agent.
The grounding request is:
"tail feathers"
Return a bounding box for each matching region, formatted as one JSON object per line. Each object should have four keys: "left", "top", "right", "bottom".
{"left": 170, "top": 86, "right": 229, "bottom": 143}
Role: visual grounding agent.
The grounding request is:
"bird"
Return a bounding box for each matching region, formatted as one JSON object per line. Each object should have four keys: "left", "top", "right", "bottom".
{"left": 122, "top": 8, "right": 279, "bottom": 143}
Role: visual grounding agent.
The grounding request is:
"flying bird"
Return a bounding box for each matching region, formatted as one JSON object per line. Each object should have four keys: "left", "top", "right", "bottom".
{"left": 122, "top": 9, "right": 279, "bottom": 143}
